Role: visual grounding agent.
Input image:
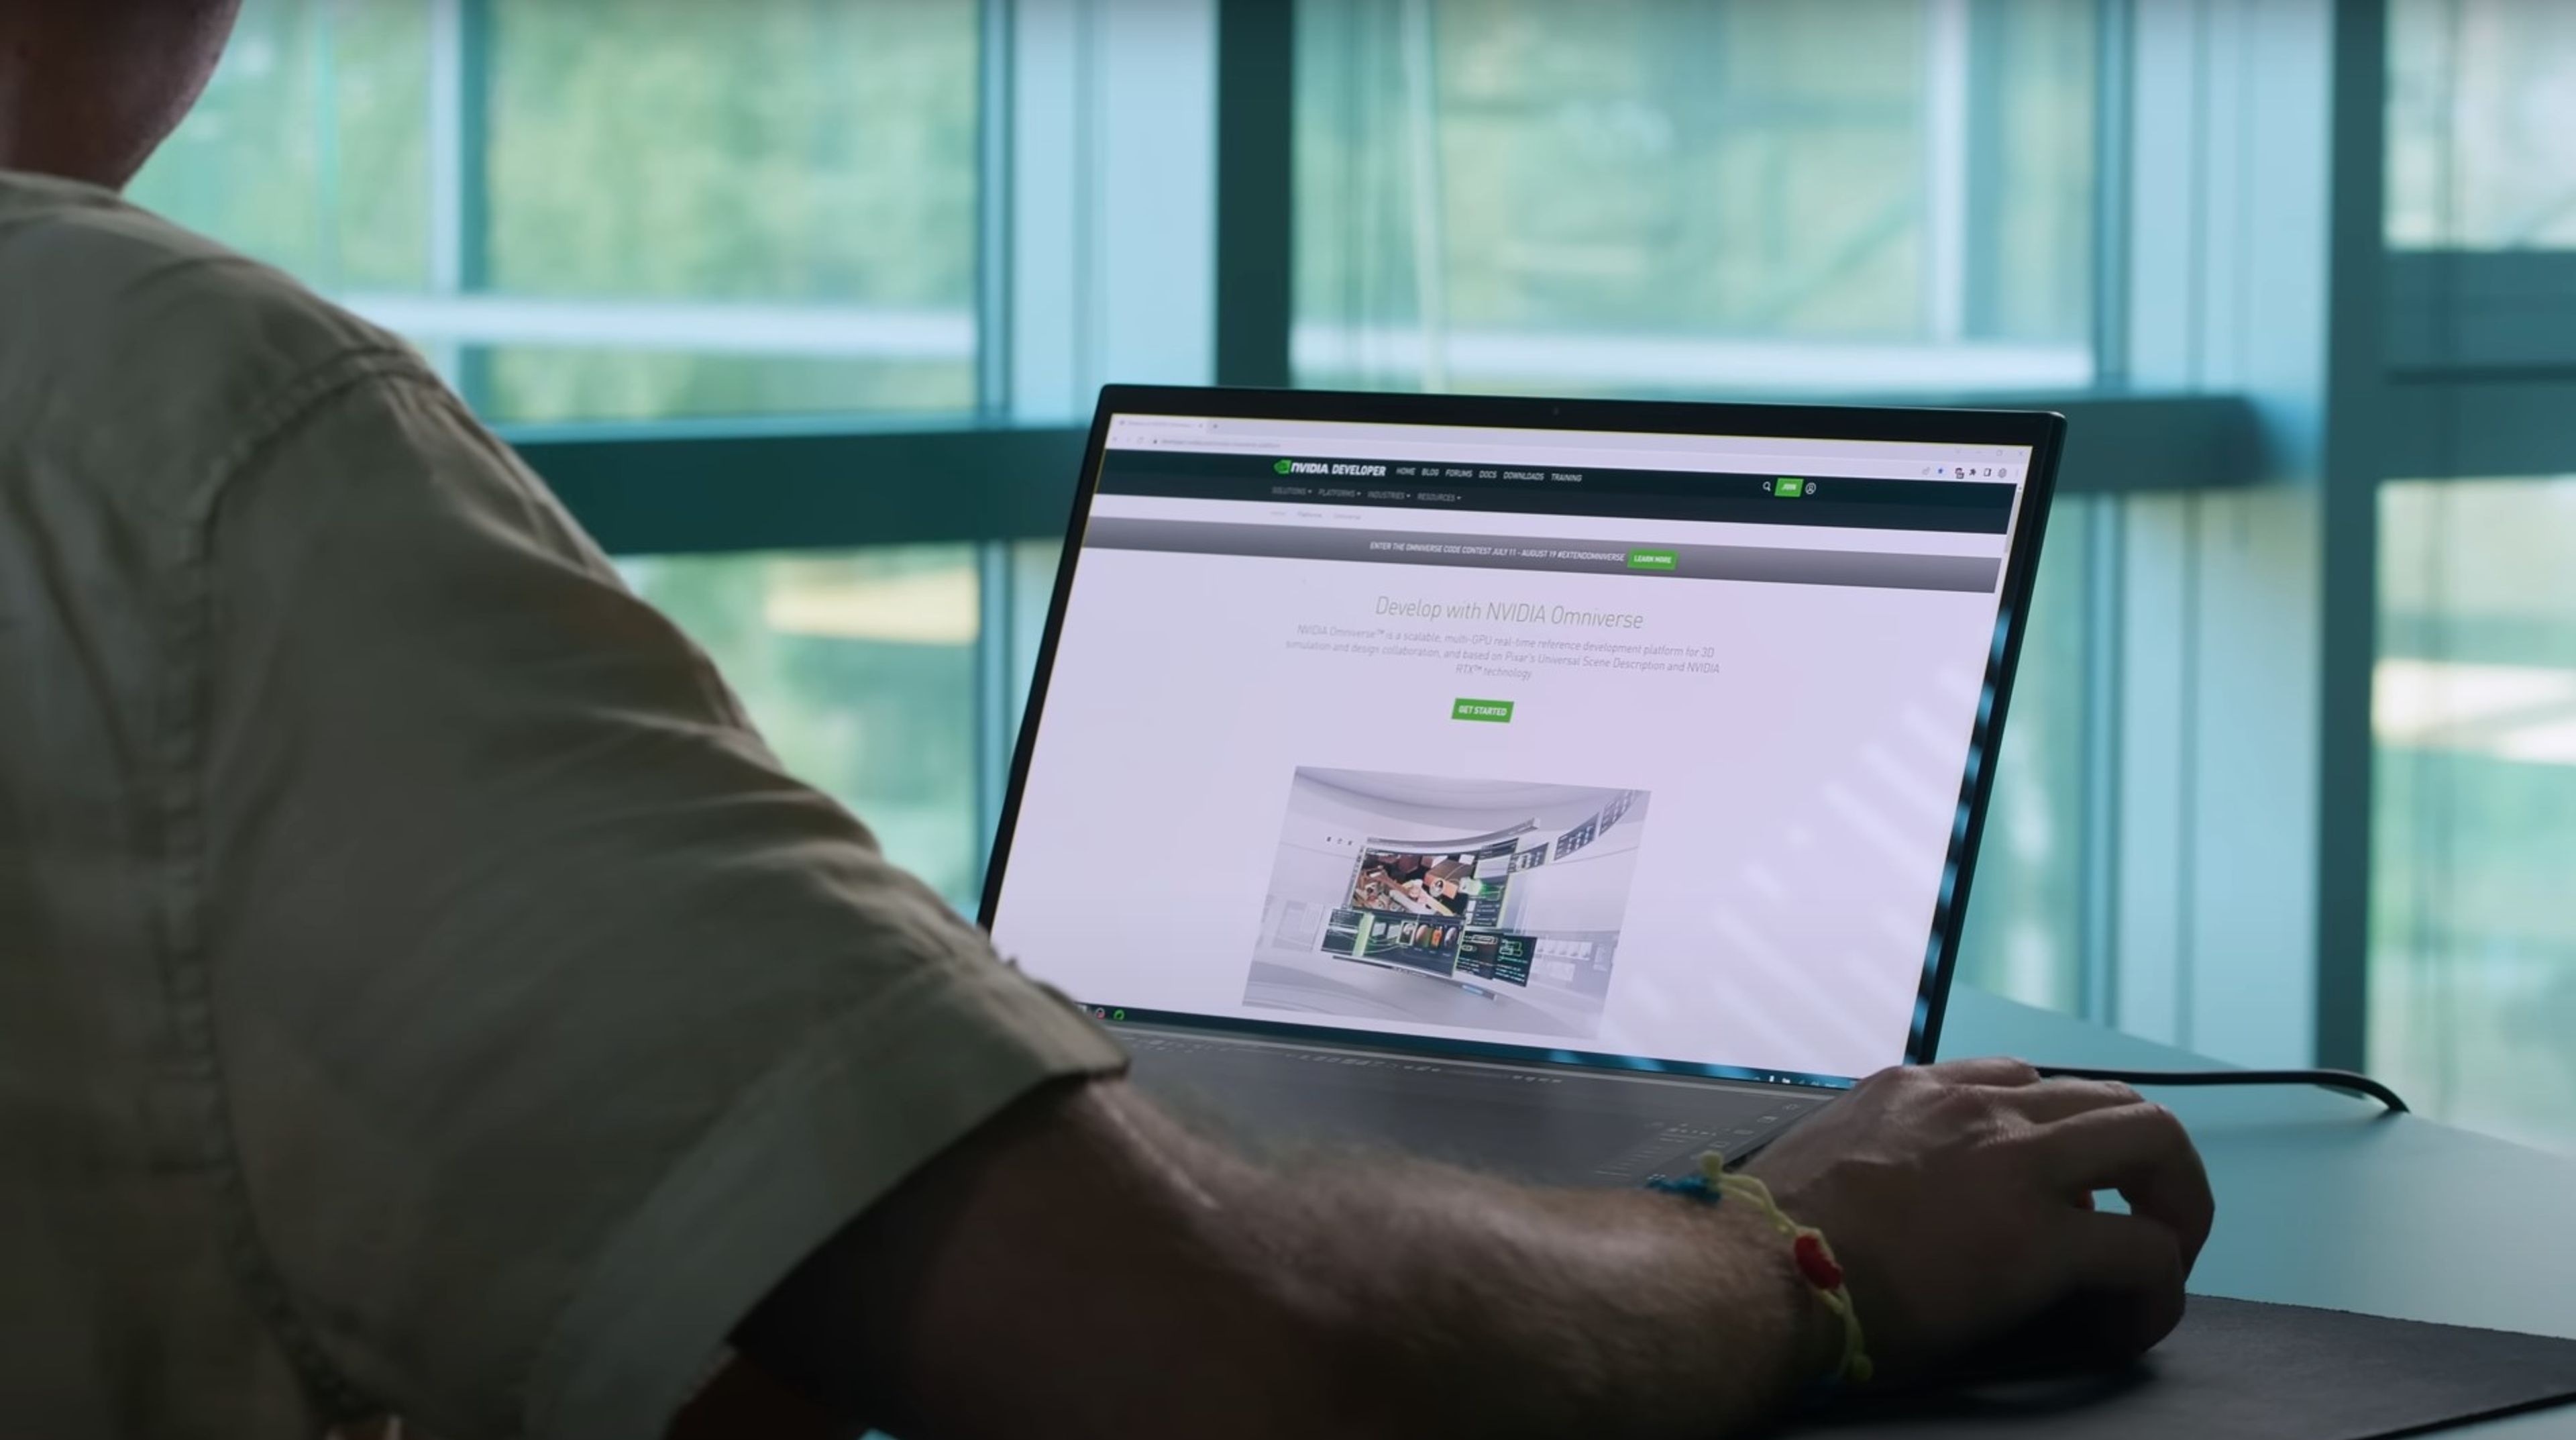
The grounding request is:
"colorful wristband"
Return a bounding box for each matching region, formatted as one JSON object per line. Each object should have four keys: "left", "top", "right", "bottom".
{"left": 1646, "top": 1151, "right": 1874, "bottom": 1386}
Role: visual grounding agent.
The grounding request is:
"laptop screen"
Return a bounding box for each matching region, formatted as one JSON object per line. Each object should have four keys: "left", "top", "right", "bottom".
{"left": 987, "top": 404, "right": 2045, "bottom": 1087}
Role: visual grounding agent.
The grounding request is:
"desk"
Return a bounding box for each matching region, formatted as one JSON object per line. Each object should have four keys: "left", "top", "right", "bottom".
{"left": 1945, "top": 986, "right": 2576, "bottom": 1437}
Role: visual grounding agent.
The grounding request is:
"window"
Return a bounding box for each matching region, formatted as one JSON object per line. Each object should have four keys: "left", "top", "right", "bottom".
{"left": 105, "top": 0, "right": 2250, "bottom": 1051}
{"left": 2374, "top": 0, "right": 2576, "bottom": 1147}
{"left": 2371, "top": 478, "right": 2576, "bottom": 1150}
{"left": 2385, "top": 0, "right": 2576, "bottom": 250}
{"left": 2381, "top": 0, "right": 2576, "bottom": 377}
{"left": 1293, "top": 0, "right": 2100, "bottom": 395}
{"left": 130, "top": 0, "right": 982, "bottom": 424}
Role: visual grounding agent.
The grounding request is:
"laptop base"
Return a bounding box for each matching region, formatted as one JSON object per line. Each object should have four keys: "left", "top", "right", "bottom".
{"left": 1116, "top": 1024, "right": 1831, "bottom": 1188}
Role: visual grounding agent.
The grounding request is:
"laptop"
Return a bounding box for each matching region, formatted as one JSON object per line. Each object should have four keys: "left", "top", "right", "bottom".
{"left": 981, "top": 385, "right": 2063, "bottom": 1187}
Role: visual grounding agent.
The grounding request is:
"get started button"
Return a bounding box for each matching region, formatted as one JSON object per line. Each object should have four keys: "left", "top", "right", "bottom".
{"left": 1451, "top": 698, "right": 1516, "bottom": 723}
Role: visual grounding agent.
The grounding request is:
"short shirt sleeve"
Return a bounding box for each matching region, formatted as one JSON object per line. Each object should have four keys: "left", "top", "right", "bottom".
{"left": 199, "top": 368, "right": 1124, "bottom": 1440}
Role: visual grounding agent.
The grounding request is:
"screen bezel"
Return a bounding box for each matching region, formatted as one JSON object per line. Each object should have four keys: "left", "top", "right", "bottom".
{"left": 979, "top": 384, "right": 2067, "bottom": 1080}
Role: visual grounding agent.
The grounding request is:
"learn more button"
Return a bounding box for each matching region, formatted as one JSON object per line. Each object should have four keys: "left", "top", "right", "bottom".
{"left": 1451, "top": 697, "right": 1516, "bottom": 723}
{"left": 1625, "top": 548, "right": 1678, "bottom": 572}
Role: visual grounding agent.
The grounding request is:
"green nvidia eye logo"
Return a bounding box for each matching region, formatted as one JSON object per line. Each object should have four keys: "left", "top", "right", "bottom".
{"left": 1275, "top": 458, "right": 1293, "bottom": 474}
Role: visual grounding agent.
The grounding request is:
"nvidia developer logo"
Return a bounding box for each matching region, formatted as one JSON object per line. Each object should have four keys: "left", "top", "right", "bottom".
{"left": 1272, "top": 458, "right": 1391, "bottom": 478}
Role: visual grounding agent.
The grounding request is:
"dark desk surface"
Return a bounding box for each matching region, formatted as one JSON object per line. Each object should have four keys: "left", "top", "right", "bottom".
{"left": 1945, "top": 986, "right": 2576, "bottom": 1437}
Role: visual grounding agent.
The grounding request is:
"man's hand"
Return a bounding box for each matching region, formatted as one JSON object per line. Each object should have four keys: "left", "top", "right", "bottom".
{"left": 1748, "top": 1056, "right": 2214, "bottom": 1385}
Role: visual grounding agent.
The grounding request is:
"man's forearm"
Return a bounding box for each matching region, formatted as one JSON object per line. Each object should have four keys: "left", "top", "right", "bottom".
{"left": 741, "top": 1079, "right": 1839, "bottom": 1440}
{"left": 1249, "top": 1147, "right": 1844, "bottom": 1437}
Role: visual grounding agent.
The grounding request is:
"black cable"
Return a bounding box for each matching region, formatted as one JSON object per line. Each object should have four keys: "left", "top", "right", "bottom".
{"left": 2035, "top": 1065, "right": 2411, "bottom": 1115}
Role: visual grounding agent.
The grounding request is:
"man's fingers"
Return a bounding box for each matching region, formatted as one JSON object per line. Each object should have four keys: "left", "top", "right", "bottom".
{"left": 2031, "top": 1102, "right": 2216, "bottom": 1269}
{"left": 2000, "top": 1077, "right": 2144, "bottom": 1126}
{"left": 2060, "top": 1208, "right": 2186, "bottom": 1296}
{"left": 2051, "top": 1209, "right": 2190, "bottom": 1355}
{"left": 1923, "top": 1056, "right": 2042, "bottom": 1088}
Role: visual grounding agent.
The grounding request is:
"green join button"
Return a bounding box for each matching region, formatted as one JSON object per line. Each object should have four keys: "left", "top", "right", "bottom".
{"left": 1625, "top": 548, "right": 1678, "bottom": 572}
{"left": 1452, "top": 697, "right": 1515, "bottom": 723}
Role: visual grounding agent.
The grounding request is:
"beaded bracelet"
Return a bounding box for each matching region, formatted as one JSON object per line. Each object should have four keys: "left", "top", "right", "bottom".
{"left": 1646, "top": 1151, "right": 1874, "bottom": 1386}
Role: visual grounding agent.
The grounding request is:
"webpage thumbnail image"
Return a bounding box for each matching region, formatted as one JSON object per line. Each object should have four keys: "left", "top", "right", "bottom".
{"left": 1244, "top": 768, "right": 1650, "bottom": 1042}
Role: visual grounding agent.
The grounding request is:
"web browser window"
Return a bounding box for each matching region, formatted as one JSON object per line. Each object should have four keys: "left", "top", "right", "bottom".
{"left": 989, "top": 412, "right": 2037, "bottom": 1084}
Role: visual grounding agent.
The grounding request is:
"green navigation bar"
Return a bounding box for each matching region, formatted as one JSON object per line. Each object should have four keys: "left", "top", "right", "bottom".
{"left": 1452, "top": 697, "right": 1516, "bottom": 723}
{"left": 1625, "top": 548, "right": 1678, "bottom": 572}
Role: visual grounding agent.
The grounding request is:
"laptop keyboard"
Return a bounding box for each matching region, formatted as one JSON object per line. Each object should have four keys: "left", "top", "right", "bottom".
{"left": 1126, "top": 1030, "right": 1573, "bottom": 1084}
{"left": 1119, "top": 1029, "right": 1829, "bottom": 1184}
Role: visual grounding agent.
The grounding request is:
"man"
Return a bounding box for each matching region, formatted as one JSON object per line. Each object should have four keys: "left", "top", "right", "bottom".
{"left": 0, "top": 4, "right": 2214, "bottom": 1437}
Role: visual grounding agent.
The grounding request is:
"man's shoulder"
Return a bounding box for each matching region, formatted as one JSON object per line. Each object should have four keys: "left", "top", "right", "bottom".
{"left": 0, "top": 171, "right": 431, "bottom": 512}
{"left": 0, "top": 170, "right": 410, "bottom": 370}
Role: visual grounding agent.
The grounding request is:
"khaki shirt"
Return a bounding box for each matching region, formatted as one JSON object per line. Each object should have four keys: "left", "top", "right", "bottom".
{"left": 0, "top": 170, "right": 1123, "bottom": 1440}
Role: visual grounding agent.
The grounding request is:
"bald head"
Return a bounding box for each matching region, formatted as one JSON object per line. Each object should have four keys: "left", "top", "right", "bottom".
{"left": 1, "top": 0, "right": 242, "bottom": 188}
